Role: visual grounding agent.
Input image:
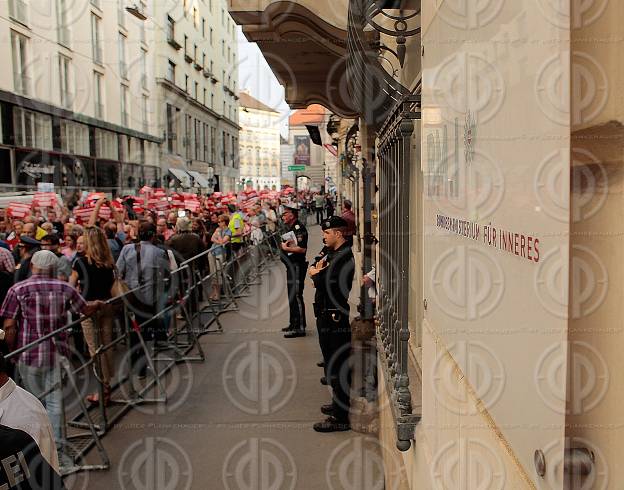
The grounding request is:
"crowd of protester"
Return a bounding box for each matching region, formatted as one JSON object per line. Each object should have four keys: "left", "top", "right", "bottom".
{"left": 0, "top": 185, "right": 343, "bottom": 486}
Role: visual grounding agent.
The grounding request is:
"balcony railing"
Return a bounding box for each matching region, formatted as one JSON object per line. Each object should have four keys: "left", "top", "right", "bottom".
{"left": 376, "top": 93, "right": 421, "bottom": 451}
{"left": 346, "top": 0, "right": 415, "bottom": 128}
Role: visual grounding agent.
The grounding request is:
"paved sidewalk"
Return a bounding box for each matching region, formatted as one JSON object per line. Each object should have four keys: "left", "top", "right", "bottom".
{"left": 80, "top": 225, "right": 383, "bottom": 490}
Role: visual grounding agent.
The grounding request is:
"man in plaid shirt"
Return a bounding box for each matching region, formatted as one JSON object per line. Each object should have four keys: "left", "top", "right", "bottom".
{"left": 0, "top": 250, "right": 101, "bottom": 442}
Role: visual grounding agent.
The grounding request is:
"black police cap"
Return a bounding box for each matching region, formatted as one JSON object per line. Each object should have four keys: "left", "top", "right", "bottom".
{"left": 20, "top": 236, "right": 41, "bottom": 248}
{"left": 321, "top": 216, "right": 348, "bottom": 231}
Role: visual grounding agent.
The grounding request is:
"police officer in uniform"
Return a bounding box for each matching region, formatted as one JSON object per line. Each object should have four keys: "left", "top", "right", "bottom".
{"left": 279, "top": 204, "right": 308, "bottom": 338}
{"left": 310, "top": 216, "right": 355, "bottom": 432}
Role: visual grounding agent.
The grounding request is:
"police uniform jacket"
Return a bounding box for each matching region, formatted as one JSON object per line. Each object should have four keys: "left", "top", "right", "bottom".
{"left": 279, "top": 220, "right": 308, "bottom": 266}
{"left": 311, "top": 242, "right": 354, "bottom": 319}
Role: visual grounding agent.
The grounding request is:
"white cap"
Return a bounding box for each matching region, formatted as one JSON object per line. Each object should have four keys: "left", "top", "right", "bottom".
{"left": 31, "top": 250, "right": 58, "bottom": 271}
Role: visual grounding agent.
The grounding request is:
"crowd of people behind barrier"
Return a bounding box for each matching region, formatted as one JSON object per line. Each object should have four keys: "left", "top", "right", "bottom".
{"left": 0, "top": 185, "right": 337, "bottom": 488}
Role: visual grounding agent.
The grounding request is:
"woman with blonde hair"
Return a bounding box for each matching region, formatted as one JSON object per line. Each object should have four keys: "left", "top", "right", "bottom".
{"left": 70, "top": 226, "right": 115, "bottom": 405}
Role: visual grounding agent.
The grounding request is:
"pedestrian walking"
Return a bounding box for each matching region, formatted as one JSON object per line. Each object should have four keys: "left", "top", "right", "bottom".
{"left": 314, "top": 193, "right": 324, "bottom": 224}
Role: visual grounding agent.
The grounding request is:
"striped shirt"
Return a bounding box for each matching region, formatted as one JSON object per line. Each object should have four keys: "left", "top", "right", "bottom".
{"left": 0, "top": 274, "right": 87, "bottom": 366}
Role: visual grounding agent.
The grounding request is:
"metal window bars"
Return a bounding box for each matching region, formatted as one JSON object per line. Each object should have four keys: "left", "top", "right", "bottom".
{"left": 376, "top": 93, "right": 421, "bottom": 451}
{"left": 4, "top": 232, "right": 281, "bottom": 476}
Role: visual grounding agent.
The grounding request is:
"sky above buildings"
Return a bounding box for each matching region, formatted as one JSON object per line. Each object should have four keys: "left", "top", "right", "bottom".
{"left": 236, "top": 28, "right": 291, "bottom": 137}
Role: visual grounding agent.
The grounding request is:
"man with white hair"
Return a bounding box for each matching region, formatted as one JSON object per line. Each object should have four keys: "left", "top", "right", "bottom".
{"left": 0, "top": 250, "right": 101, "bottom": 442}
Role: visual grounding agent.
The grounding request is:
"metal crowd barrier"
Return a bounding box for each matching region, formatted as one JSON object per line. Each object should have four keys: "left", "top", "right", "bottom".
{"left": 4, "top": 232, "right": 281, "bottom": 477}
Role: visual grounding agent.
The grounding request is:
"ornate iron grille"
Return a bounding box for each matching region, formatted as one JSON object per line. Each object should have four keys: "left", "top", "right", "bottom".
{"left": 376, "top": 93, "right": 421, "bottom": 450}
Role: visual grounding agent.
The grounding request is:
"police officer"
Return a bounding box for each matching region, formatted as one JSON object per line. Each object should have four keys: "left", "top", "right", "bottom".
{"left": 280, "top": 204, "right": 308, "bottom": 338}
{"left": 310, "top": 216, "right": 355, "bottom": 432}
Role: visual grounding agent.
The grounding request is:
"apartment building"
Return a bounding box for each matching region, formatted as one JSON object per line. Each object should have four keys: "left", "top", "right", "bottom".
{"left": 0, "top": 0, "right": 161, "bottom": 194}
{"left": 154, "top": 0, "right": 240, "bottom": 193}
{"left": 238, "top": 91, "right": 280, "bottom": 190}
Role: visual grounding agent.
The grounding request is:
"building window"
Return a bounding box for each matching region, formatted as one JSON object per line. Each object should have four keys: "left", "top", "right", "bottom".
{"left": 142, "top": 95, "right": 148, "bottom": 132}
{"left": 221, "top": 40, "right": 224, "bottom": 56}
{"left": 60, "top": 120, "right": 89, "bottom": 156}
{"left": 91, "top": 14, "right": 102, "bottom": 64}
{"left": 184, "top": 35, "right": 188, "bottom": 56}
{"left": 9, "top": 0, "right": 28, "bottom": 25}
{"left": 192, "top": 7, "right": 198, "bottom": 28}
{"left": 167, "top": 60, "right": 175, "bottom": 84}
{"left": 203, "top": 88, "right": 207, "bottom": 106}
{"left": 94, "top": 71, "right": 104, "bottom": 118}
{"left": 59, "top": 54, "right": 72, "bottom": 109}
{"left": 166, "top": 104, "right": 176, "bottom": 153}
{"left": 194, "top": 81, "right": 198, "bottom": 100}
{"left": 95, "top": 128, "right": 118, "bottom": 159}
{"left": 221, "top": 8, "right": 224, "bottom": 25}
{"left": 210, "top": 60, "right": 214, "bottom": 75}
{"left": 202, "top": 18, "right": 205, "bottom": 38}
{"left": 11, "top": 30, "right": 29, "bottom": 96}
{"left": 210, "top": 28, "right": 213, "bottom": 46}
{"left": 202, "top": 53, "right": 206, "bottom": 70}
{"left": 203, "top": 124, "right": 209, "bottom": 162}
{"left": 166, "top": 16, "right": 175, "bottom": 43}
{"left": 141, "top": 48, "right": 147, "bottom": 89}
{"left": 13, "top": 108, "right": 52, "bottom": 150}
{"left": 57, "top": 0, "right": 70, "bottom": 46}
{"left": 193, "top": 44, "right": 197, "bottom": 62}
{"left": 118, "top": 33, "right": 127, "bottom": 79}
{"left": 185, "top": 74, "right": 189, "bottom": 93}
{"left": 117, "top": 0, "right": 125, "bottom": 28}
{"left": 185, "top": 115, "right": 192, "bottom": 159}
{"left": 211, "top": 93, "right": 214, "bottom": 109}
{"left": 211, "top": 127, "right": 216, "bottom": 163}
{"left": 195, "top": 119, "right": 201, "bottom": 160}
{"left": 120, "top": 84, "right": 129, "bottom": 126}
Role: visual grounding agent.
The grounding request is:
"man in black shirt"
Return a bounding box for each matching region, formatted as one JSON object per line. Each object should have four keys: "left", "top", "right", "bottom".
{"left": 280, "top": 204, "right": 308, "bottom": 338}
{"left": 309, "top": 216, "right": 355, "bottom": 432}
{"left": 14, "top": 236, "right": 40, "bottom": 283}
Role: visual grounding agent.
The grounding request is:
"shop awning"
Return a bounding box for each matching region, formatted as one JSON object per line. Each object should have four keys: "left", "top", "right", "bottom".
{"left": 168, "top": 168, "right": 192, "bottom": 188}
{"left": 187, "top": 170, "right": 210, "bottom": 188}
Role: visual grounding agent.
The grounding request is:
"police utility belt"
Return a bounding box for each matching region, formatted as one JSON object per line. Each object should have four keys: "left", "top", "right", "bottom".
{"left": 314, "top": 303, "right": 347, "bottom": 323}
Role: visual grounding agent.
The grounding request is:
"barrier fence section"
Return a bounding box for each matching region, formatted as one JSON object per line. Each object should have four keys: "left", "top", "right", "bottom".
{"left": 4, "top": 233, "right": 281, "bottom": 477}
